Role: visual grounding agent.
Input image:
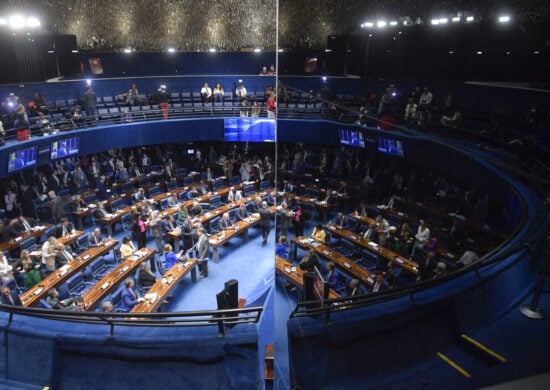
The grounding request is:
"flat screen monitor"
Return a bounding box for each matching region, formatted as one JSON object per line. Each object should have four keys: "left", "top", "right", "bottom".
{"left": 313, "top": 266, "right": 328, "bottom": 307}
{"left": 51, "top": 137, "right": 80, "bottom": 159}
{"left": 339, "top": 129, "right": 365, "bottom": 148}
{"left": 224, "top": 118, "right": 275, "bottom": 142}
{"left": 377, "top": 136, "right": 404, "bottom": 157}
{"left": 8, "top": 147, "right": 37, "bottom": 173}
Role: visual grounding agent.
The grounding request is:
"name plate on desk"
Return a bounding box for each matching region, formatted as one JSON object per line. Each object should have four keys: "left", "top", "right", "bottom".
{"left": 101, "top": 282, "right": 110, "bottom": 290}
{"left": 83, "top": 254, "right": 90, "bottom": 260}
{"left": 343, "top": 262, "right": 351, "bottom": 269}
{"left": 14, "top": 237, "right": 22, "bottom": 242}
{"left": 395, "top": 257, "right": 404, "bottom": 264}
{"left": 350, "top": 235, "right": 357, "bottom": 240}
{"left": 121, "top": 266, "right": 129, "bottom": 272}
{"left": 34, "top": 287, "right": 44, "bottom": 295}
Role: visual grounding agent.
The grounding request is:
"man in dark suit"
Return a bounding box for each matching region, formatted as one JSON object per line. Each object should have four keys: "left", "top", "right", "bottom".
{"left": 370, "top": 273, "right": 389, "bottom": 293}
{"left": 16, "top": 215, "right": 37, "bottom": 233}
{"left": 417, "top": 251, "right": 438, "bottom": 281}
{"left": 325, "top": 262, "right": 341, "bottom": 292}
{"left": 20, "top": 184, "right": 38, "bottom": 219}
{"left": 162, "top": 215, "right": 177, "bottom": 245}
{"left": 347, "top": 279, "right": 366, "bottom": 297}
{"left": 0, "top": 286, "right": 22, "bottom": 306}
{"left": 93, "top": 202, "right": 108, "bottom": 220}
{"left": 55, "top": 243, "right": 76, "bottom": 268}
{"left": 180, "top": 215, "right": 195, "bottom": 252}
{"left": 96, "top": 176, "right": 108, "bottom": 200}
{"left": 49, "top": 190, "right": 64, "bottom": 223}
{"left": 236, "top": 204, "right": 249, "bottom": 221}
{"left": 2, "top": 219, "right": 20, "bottom": 242}
{"left": 55, "top": 217, "right": 75, "bottom": 238}
{"left": 88, "top": 228, "right": 104, "bottom": 247}
{"left": 258, "top": 201, "right": 272, "bottom": 245}
{"left": 189, "top": 227, "right": 210, "bottom": 278}
{"left": 218, "top": 212, "right": 234, "bottom": 231}
{"left": 72, "top": 166, "right": 88, "bottom": 190}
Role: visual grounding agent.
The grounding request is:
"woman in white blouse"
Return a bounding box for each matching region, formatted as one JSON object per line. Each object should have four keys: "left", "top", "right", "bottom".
{"left": 0, "top": 251, "right": 14, "bottom": 282}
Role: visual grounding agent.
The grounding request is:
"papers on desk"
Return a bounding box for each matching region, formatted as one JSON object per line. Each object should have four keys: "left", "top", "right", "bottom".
{"left": 60, "top": 264, "right": 70, "bottom": 271}
{"left": 101, "top": 282, "right": 110, "bottom": 290}
{"left": 395, "top": 257, "right": 404, "bottom": 264}
{"left": 368, "top": 242, "right": 378, "bottom": 250}
{"left": 104, "top": 213, "right": 114, "bottom": 218}
{"left": 299, "top": 238, "right": 314, "bottom": 245}
{"left": 83, "top": 254, "right": 90, "bottom": 260}
{"left": 234, "top": 226, "right": 240, "bottom": 231}
{"left": 121, "top": 265, "right": 129, "bottom": 272}
{"left": 145, "top": 292, "right": 158, "bottom": 300}
{"left": 30, "top": 251, "right": 41, "bottom": 257}
{"left": 14, "top": 236, "right": 22, "bottom": 242}
{"left": 59, "top": 269, "right": 69, "bottom": 276}
{"left": 322, "top": 250, "right": 330, "bottom": 255}
{"left": 205, "top": 212, "right": 211, "bottom": 217}
{"left": 319, "top": 201, "right": 327, "bottom": 205}
{"left": 88, "top": 203, "right": 97, "bottom": 208}
{"left": 343, "top": 262, "right": 351, "bottom": 269}
{"left": 311, "top": 242, "right": 321, "bottom": 248}
{"left": 34, "top": 287, "right": 44, "bottom": 295}
{"left": 129, "top": 255, "right": 139, "bottom": 261}
{"left": 350, "top": 235, "right": 358, "bottom": 240}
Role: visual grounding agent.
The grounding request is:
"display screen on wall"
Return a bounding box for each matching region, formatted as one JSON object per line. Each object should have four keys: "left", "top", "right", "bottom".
{"left": 51, "top": 137, "right": 80, "bottom": 159}
{"left": 224, "top": 118, "right": 275, "bottom": 142}
{"left": 7, "top": 147, "right": 37, "bottom": 172}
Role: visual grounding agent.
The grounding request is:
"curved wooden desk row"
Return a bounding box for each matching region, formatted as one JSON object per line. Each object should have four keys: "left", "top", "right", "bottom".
{"left": 275, "top": 256, "right": 340, "bottom": 299}
{"left": 131, "top": 258, "right": 198, "bottom": 313}
{"left": 83, "top": 247, "right": 156, "bottom": 311}
{"left": 292, "top": 236, "right": 373, "bottom": 287}
{"left": 21, "top": 239, "right": 119, "bottom": 307}
{"left": 26, "top": 230, "right": 85, "bottom": 260}
{"left": 0, "top": 224, "right": 53, "bottom": 253}
{"left": 325, "top": 224, "right": 419, "bottom": 275}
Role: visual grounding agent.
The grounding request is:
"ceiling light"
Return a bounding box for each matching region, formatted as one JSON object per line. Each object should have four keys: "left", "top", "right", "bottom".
{"left": 26, "top": 17, "right": 40, "bottom": 28}
{"left": 9, "top": 15, "right": 25, "bottom": 29}
{"left": 167, "top": 47, "right": 175, "bottom": 53}
{"left": 364, "top": 22, "right": 373, "bottom": 28}
{"left": 439, "top": 18, "right": 448, "bottom": 24}
{"left": 123, "top": 48, "right": 132, "bottom": 53}
{"left": 208, "top": 48, "right": 216, "bottom": 52}
{"left": 389, "top": 21, "right": 398, "bottom": 26}
{"left": 466, "top": 16, "right": 474, "bottom": 22}
{"left": 498, "top": 15, "right": 510, "bottom": 23}
{"left": 431, "top": 19, "right": 440, "bottom": 25}
{"left": 253, "top": 48, "right": 261, "bottom": 53}
{"left": 377, "top": 20, "right": 386, "bottom": 28}
{"left": 278, "top": 49, "right": 284, "bottom": 52}
{"left": 476, "top": 51, "right": 483, "bottom": 55}
{"left": 0, "top": 18, "right": 7, "bottom": 25}
{"left": 452, "top": 16, "right": 460, "bottom": 22}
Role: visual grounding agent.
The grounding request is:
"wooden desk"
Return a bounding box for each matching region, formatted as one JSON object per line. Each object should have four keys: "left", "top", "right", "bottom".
{"left": 28, "top": 230, "right": 86, "bottom": 260}
{"left": 283, "top": 193, "right": 332, "bottom": 221}
{"left": 208, "top": 218, "right": 259, "bottom": 262}
{"left": 325, "top": 224, "right": 419, "bottom": 275}
{"left": 83, "top": 248, "right": 155, "bottom": 310}
{"left": 21, "top": 239, "right": 119, "bottom": 307}
{"left": 131, "top": 258, "right": 198, "bottom": 313}
{"left": 0, "top": 224, "right": 52, "bottom": 253}
{"left": 275, "top": 256, "right": 339, "bottom": 299}
{"left": 291, "top": 236, "right": 373, "bottom": 287}
{"left": 348, "top": 213, "right": 377, "bottom": 226}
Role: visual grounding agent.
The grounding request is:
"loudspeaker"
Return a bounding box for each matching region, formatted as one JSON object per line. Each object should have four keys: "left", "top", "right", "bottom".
{"left": 224, "top": 279, "right": 239, "bottom": 309}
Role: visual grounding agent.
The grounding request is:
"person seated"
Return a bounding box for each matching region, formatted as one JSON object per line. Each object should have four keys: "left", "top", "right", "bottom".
{"left": 212, "top": 83, "right": 224, "bottom": 102}
{"left": 433, "top": 262, "right": 447, "bottom": 279}
{"left": 118, "top": 84, "right": 140, "bottom": 106}
{"left": 167, "top": 194, "right": 179, "bottom": 208}
{"left": 45, "top": 288, "right": 75, "bottom": 310}
{"left": 55, "top": 243, "right": 76, "bottom": 268}
{"left": 259, "top": 66, "right": 269, "bottom": 76}
{"left": 102, "top": 301, "right": 114, "bottom": 313}
{"left": 227, "top": 188, "right": 243, "bottom": 202}
{"left": 3, "top": 219, "right": 21, "bottom": 242}
{"left": 311, "top": 224, "right": 326, "bottom": 243}
{"left": 240, "top": 99, "right": 249, "bottom": 117}
{"left": 235, "top": 81, "right": 247, "bottom": 101}
{"left": 236, "top": 203, "right": 249, "bottom": 221}
{"left": 200, "top": 82, "right": 212, "bottom": 103}
{"left": 324, "top": 262, "right": 341, "bottom": 291}
{"left": 298, "top": 248, "right": 319, "bottom": 272}
{"left": 265, "top": 191, "right": 276, "bottom": 206}
{"left": 0, "top": 286, "right": 22, "bottom": 306}
{"left": 333, "top": 213, "right": 348, "bottom": 229}
{"left": 37, "top": 112, "right": 55, "bottom": 134}
{"left": 0, "top": 251, "right": 14, "bottom": 284}
{"left": 120, "top": 236, "right": 137, "bottom": 259}
{"left": 251, "top": 100, "right": 261, "bottom": 117}
{"left": 119, "top": 278, "right": 145, "bottom": 312}
{"left": 71, "top": 194, "right": 87, "bottom": 212}
{"left": 189, "top": 202, "right": 203, "bottom": 217}
{"left": 88, "top": 228, "right": 104, "bottom": 247}
{"left": 56, "top": 217, "right": 75, "bottom": 238}
{"left": 71, "top": 296, "right": 87, "bottom": 312}
{"left": 163, "top": 244, "right": 185, "bottom": 270}
{"left": 370, "top": 272, "right": 389, "bottom": 293}
{"left": 33, "top": 92, "right": 49, "bottom": 115}
{"left": 347, "top": 279, "right": 366, "bottom": 297}
{"left": 441, "top": 108, "right": 462, "bottom": 128}
{"left": 275, "top": 236, "right": 288, "bottom": 259}
{"left": 162, "top": 215, "right": 177, "bottom": 245}
{"left": 268, "top": 64, "right": 276, "bottom": 76}
{"left": 218, "top": 212, "right": 235, "bottom": 231}
{"left": 69, "top": 105, "right": 85, "bottom": 123}
{"left": 138, "top": 261, "right": 157, "bottom": 287}
{"left": 404, "top": 97, "right": 417, "bottom": 125}
{"left": 191, "top": 183, "right": 209, "bottom": 196}
{"left": 93, "top": 201, "right": 108, "bottom": 220}
{"left": 15, "top": 250, "right": 41, "bottom": 289}
{"left": 133, "top": 188, "right": 147, "bottom": 203}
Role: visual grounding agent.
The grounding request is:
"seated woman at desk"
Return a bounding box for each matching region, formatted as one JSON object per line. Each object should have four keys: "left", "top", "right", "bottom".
{"left": 16, "top": 249, "right": 42, "bottom": 289}
{"left": 119, "top": 278, "right": 145, "bottom": 312}
{"left": 163, "top": 244, "right": 185, "bottom": 270}
{"left": 120, "top": 236, "right": 137, "bottom": 259}
{"left": 138, "top": 262, "right": 157, "bottom": 288}
{"left": 311, "top": 224, "right": 326, "bottom": 243}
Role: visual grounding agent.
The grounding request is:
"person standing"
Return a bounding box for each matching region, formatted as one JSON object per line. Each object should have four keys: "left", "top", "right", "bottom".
{"left": 84, "top": 85, "right": 98, "bottom": 120}
{"left": 258, "top": 201, "right": 273, "bottom": 245}
{"left": 189, "top": 228, "right": 210, "bottom": 278}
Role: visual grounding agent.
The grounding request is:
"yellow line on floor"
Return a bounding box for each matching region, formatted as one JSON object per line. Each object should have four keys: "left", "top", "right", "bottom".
{"left": 461, "top": 334, "right": 507, "bottom": 362}
{"left": 437, "top": 352, "right": 472, "bottom": 378}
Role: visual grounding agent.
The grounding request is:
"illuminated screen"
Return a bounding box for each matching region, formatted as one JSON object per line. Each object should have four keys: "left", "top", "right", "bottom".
{"left": 8, "top": 147, "right": 37, "bottom": 173}
{"left": 51, "top": 137, "right": 80, "bottom": 159}
{"left": 224, "top": 118, "right": 275, "bottom": 142}
{"left": 377, "top": 136, "right": 404, "bottom": 157}
{"left": 339, "top": 129, "right": 365, "bottom": 148}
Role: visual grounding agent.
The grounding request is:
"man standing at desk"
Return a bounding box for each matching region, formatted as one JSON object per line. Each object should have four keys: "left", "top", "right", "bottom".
{"left": 258, "top": 201, "right": 272, "bottom": 245}
{"left": 189, "top": 228, "right": 209, "bottom": 279}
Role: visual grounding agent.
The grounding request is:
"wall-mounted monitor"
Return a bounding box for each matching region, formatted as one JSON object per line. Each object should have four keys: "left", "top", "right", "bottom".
{"left": 377, "top": 136, "right": 404, "bottom": 157}
{"left": 339, "top": 129, "right": 365, "bottom": 148}
{"left": 224, "top": 118, "right": 275, "bottom": 142}
{"left": 8, "top": 147, "right": 37, "bottom": 173}
{"left": 51, "top": 137, "right": 80, "bottom": 160}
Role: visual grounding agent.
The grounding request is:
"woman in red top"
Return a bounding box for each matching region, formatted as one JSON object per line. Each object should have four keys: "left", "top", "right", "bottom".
{"left": 266, "top": 92, "right": 276, "bottom": 118}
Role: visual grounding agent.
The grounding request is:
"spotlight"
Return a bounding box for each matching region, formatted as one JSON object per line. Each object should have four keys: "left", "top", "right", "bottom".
{"left": 26, "top": 17, "right": 40, "bottom": 28}
{"left": 160, "top": 84, "right": 166, "bottom": 90}
{"left": 208, "top": 47, "right": 216, "bottom": 52}
{"left": 86, "top": 79, "right": 92, "bottom": 86}
{"left": 377, "top": 20, "right": 386, "bottom": 28}
{"left": 322, "top": 76, "right": 327, "bottom": 82}
{"left": 431, "top": 19, "right": 440, "bottom": 25}
{"left": 167, "top": 47, "right": 176, "bottom": 53}
{"left": 466, "top": 16, "right": 474, "bottom": 22}
{"left": 439, "top": 18, "right": 448, "bottom": 24}
{"left": 452, "top": 16, "right": 461, "bottom": 22}
{"left": 498, "top": 15, "right": 510, "bottom": 23}
{"left": 9, "top": 15, "right": 25, "bottom": 29}
{"left": 253, "top": 48, "right": 261, "bottom": 53}
{"left": 364, "top": 22, "right": 374, "bottom": 28}
{"left": 389, "top": 21, "right": 398, "bottom": 26}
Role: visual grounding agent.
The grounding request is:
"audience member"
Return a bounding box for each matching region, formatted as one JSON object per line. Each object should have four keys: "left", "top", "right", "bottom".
{"left": 200, "top": 82, "right": 212, "bottom": 103}
{"left": 213, "top": 83, "right": 224, "bottom": 102}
